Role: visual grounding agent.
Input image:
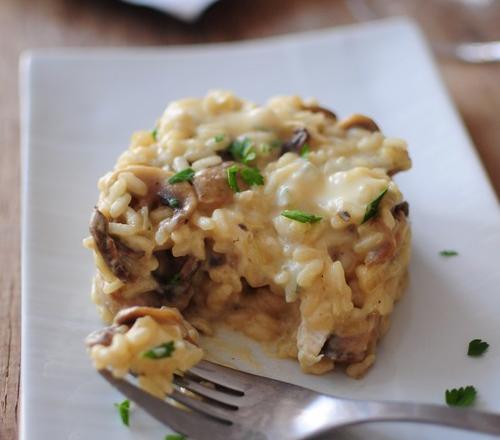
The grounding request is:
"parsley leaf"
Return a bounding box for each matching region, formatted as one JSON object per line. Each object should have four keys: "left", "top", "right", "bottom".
{"left": 228, "top": 138, "right": 256, "bottom": 164}
{"left": 445, "top": 386, "right": 477, "bottom": 407}
{"left": 300, "top": 143, "right": 310, "bottom": 158}
{"left": 142, "top": 341, "right": 176, "bottom": 359}
{"left": 361, "top": 188, "right": 388, "bottom": 224}
{"left": 168, "top": 273, "right": 181, "bottom": 286}
{"left": 165, "top": 197, "right": 180, "bottom": 208}
{"left": 240, "top": 167, "right": 264, "bottom": 186}
{"left": 168, "top": 168, "right": 195, "bottom": 184}
{"left": 227, "top": 165, "right": 241, "bottom": 192}
{"left": 214, "top": 134, "right": 225, "bottom": 143}
{"left": 439, "top": 250, "right": 459, "bottom": 257}
{"left": 165, "top": 435, "right": 186, "bottom": 440}
{"left": 281, "top": 210, "right": 322, "bottom": 224}
{"left": 152, "top": 128, "right": 158, "bottom": 141}
{"left": 227, "top": 165, "right": 264, "bottom": 192}
{"left": 114, "top": 399, "right": 130, "bottom": 426}
{"left": 468, "top": 339, "right": 489, "bottom": 357}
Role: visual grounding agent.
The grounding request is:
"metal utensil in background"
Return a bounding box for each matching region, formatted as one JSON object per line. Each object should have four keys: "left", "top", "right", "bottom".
{"left": 347, "top": 0, "right": 500, "bottom": 63}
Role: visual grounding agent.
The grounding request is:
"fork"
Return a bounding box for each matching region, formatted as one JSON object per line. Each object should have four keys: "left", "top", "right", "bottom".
{"left": 100, "top": 361, "right": 500, "bottom": 439}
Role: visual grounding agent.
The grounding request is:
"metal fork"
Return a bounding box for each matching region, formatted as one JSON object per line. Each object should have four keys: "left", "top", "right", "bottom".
{"left": 100, "top": 361, "right": 500, "bottom": 439}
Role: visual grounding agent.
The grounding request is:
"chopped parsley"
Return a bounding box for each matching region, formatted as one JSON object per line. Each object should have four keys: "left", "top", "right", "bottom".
{"left": 260, "top": 139, "right": 283, "bottom": 154}
{"left": 152, "top": 128, "right": 158, "bottom": 141}
{"left": 168, "top": 168, "right": 195, "bottom": 184}
{"left": 214, "top": 134, "right": 225, "bottom": 143}
{"left": 142, "top": 341, "right": 176, "bottom": 359}
{"left": 166, "top": 197, "right": 180, "bottom": 208}
{"left": 227, "top": 164, "right": 241, "bottom": 192}
{"left": 114, "top": 399, "right": 130, "bottom": 426}
{"left": 361, "top": 188, "right": 388, "bottom": 224}
{"left": 168, "top": 273, "right": 181, "bottom": 286}
{"left": 241, "top": 166, "right": 264, "bottom": 186}
{"left": 281, "top": 210, "right": 322, "bottom": 224}
{"left": 228, "top": 138, "right": 256, "bottom": 164}
{"left": 439, "top": 250, "right": 459, "bottom": 257}
{"left": 165, "top": 435, "right": 186, "bottom": 440}
{"left": 227, "top": 165, "right": 264, "bottom": 192}
{"left": 300, "top": 143, "right": 310, "bottom": 158}
{"left": 468, "top": 339, "right": 489, "bottom": 357}
{"left": 445, "top": 386, "right": 477, "bottom": 407}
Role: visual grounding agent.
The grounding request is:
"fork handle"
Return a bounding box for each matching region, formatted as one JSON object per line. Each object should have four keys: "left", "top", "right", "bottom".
{"left": 305, "top": 396, "right": 500, "bottom": 438}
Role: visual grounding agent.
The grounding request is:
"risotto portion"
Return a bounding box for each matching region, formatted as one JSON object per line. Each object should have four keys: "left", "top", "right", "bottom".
{"left": 86, "top": 306, "right": 203, "bottom": 398}
{"left": 84, "top": 90, "right": 411, "bottom": 392}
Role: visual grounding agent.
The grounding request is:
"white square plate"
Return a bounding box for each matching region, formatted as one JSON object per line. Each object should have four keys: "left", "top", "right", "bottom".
{"left": 20, "top": 18, "right": 500, "bottom": 440}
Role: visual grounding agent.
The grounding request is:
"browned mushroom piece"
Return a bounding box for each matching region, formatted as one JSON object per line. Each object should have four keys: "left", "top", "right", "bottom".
{"left": 192, "top": 161, "right": 248, "bottom": 209}
{"left": 365, "top": 239, "right": 396, "bottom": 266}
{"left": 123, "top": 165, "right": 170, "bottom": 209}
{"left": 338, "top": 114, "right": 380, "bottom": 132}
{"left": 392, "top": 201, "right": 409, "bottom": 219}
{"left": 280, "top": 128, "right": 311, "bottom": 156}
{"left": 152, "top": 250, "right": 201, "bottom": 311}
{"left": 89, "top": 209, "right": 145, "bottom": 282}
{"left": 322, "top": 312, "right": 381, "bottom": 363}
{"left": 114, "top": 305, "right": 184, "bottom": 327}
{"left": 302, "top": 104, "right": 337, "bottom": 121}
{"left": 157, "top": 181, "right": 198, "bottom": 230}
{"left": 85, "top": 324, "right": 124, "bottom": 348}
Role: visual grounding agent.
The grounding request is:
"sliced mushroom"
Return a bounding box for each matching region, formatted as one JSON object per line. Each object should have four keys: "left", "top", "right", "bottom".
{"left": 120, "top": 165, "right": 170, "bottom": 209}
{"left": 365, "top": 239, "right": 396, "bottom": 266}
{"left": 338, "top": 114, "right": 380, "bottom": 132}
{"left": 157, "top": 181, "right": 198, "bottom": 231}
{"left": 303, "top": 104, "right": 337, "bottom": 121}
{"left": 152, "top": 250, "right": 201, "bottom": 311}
{"left": 85, "top": 324, "right": 124, "bottom": 348}
{"left": 89, "top": 209, "right": 145, "bottom": 282}
{"left": 280, "top": 128, "right": 311, "bottom": 156}
{"left": 192, "top": 161, "right": 247, "bottom": 209}
{"left": 114, "top": 305, "right": 183, "bottom": 327}
{"left": 392, "top": 201, "right": 409, "bottom": 218}
{"left": 87, "top": 306, "right": 198, "bottom": 348}
{"left": 322, "top": 312, "right": 381, "bottom": 363}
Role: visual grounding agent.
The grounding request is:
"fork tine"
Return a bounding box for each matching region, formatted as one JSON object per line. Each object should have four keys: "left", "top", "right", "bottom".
{"left": 170, "top": 389, "right": 234, "bottom": 423}
{"left": 189, "top": 361, "right": 254, "bottom": 392}
{"left": 174, "top": 376, "right": 242, "bottom": 408}
{"left": 98, "top": 370, "right": 231, "bottom": 439}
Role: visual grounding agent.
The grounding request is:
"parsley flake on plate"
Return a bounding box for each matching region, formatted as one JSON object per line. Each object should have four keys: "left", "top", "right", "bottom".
{"left": 361, "top": 188, "right": 388, "bottom": 224}
{"left": 165, "top": 435, "right": 186, "bottom": 440}
{"left": 114, "top": 399, "right": 130, "bottom": 426}
{"left": 228, "top": 138, "right": 256, "bottom": 164}
{"left": 152, "top": 128, "right": 158, "bottom": 141}
{"left": 281, "top": 210, "right": 322, "bottom": 224}
{"left": 468, "top": 339, "right": 489, "bottom": 357}
{"left": 445, "top": 386, "right": 477, "bottom": 407}
{"left": 168, "top": 168, "right": 195, "bottom": 184}
{"left": 142, "top": 341, "right": 176, "bottom": 359}
{"left": 214, "top": 134, "right": 225, "bottom": 143}
{"left": 439, "top": 250, "right": 459, "bottom": 257}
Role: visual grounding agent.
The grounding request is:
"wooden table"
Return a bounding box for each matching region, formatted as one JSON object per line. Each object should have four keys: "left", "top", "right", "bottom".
{"left": 1, "top": 0, "right": 498, "bottom": 437}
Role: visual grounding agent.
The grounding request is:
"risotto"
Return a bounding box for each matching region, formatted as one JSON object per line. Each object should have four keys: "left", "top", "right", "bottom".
{"left": 84, "top": 90, "right": 411, "bottom": 394}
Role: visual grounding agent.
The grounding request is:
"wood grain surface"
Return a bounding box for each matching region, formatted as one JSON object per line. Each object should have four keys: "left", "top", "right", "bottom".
{"left": 1, "top": 0, "right": 498, "bottom": 438}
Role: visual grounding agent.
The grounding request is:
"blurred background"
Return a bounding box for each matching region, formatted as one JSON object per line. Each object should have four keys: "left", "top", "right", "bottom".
{"left": 0, "top": 1, "right": 499, "bottom": 439}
